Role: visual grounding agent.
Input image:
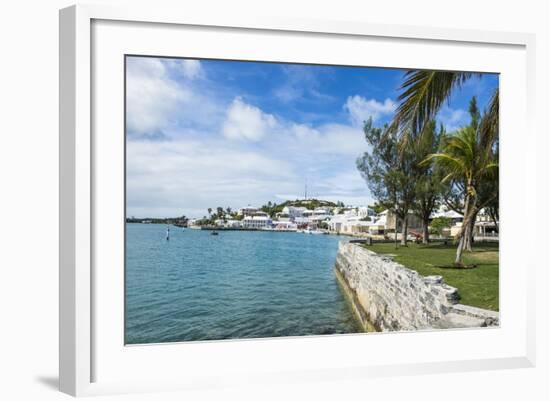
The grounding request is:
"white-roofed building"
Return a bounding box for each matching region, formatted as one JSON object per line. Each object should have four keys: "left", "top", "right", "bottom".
{"left": 357, "top": 206, "right": 375, "bottom": 219}
{"left": 282, "top": 206, "right": 308, "bottom": 218}
{"left": 328, "top": 214, "right": 372, "bottom": 234}
{"left": 369, "top": 212, "right": 388, "bottom": 234}
{"left": 242, "top": 215, "right": 272, "bottom": 229}
{"left": 225, "top": 219, "right": 242, "bottom": 228}
{"left": 273, "top": 221, "right": 298, "bottom": 231}
{"left": 238, "top": 206, "right": 259, "bottom": 216}
{"left": 430, "top": 207, "right": 464, "bottom": 237}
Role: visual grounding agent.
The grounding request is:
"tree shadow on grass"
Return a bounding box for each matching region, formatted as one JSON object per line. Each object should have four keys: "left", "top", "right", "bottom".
{"left": 433, "top": 263, "right": 478, "bottom": 270}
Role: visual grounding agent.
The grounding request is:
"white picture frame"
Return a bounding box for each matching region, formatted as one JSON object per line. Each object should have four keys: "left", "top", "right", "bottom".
{"left": 59, "top": 4, "right": 536, "bottom": 397}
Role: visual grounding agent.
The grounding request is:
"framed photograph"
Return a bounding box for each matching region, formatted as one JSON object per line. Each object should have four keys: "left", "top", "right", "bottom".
{"left": 59, "top": 4, "right": 536, "bottom": 396}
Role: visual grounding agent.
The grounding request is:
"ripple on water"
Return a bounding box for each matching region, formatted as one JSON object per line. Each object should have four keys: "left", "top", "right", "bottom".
{"left": 125, "top": 224, "right": 361, "bottom": 344}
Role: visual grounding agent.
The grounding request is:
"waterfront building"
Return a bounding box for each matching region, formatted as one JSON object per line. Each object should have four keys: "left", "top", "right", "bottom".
{"left": 302, "top": 208, "right": 330, "bottom": 220}
{"left": 273, "top": 221, "right": 298, "bottom": 231}
{"left": 357, "top": 206, "right": 375, "bottom": 219}
{"left": 327, "top": 214, "right": 346, "bottom": 232}
{"left": 225, "top": 219, "right": 242, "bottom": 228}
{"left": 275, "top": 213, "right": 290, "bottom": 221}
{"left": 188, "top": 218, "right": 200, "bottom": 227}
{"left": 281, "top": 206, "right": 308, "bottom": 218}
{"left": 242, "top": 215, "right": 272, "bottom": 229}
{"left": 328, "top": 214, "right": 372, "bottom": 234}
{"left": 369, "top": 211, "right": 388, "bottom": 235}
{"left": 238, "top": 206, "right": 259, "bottom": 216}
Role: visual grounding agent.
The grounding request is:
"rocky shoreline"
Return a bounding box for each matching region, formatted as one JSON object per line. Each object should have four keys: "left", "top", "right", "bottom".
{"left": 335, "top": 242, "right": 499, "bottom": 332}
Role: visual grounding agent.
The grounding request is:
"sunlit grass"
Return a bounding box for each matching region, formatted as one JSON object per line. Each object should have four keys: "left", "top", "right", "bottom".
{"left": 365, "top": 242, "right": 499, "bottom": 311}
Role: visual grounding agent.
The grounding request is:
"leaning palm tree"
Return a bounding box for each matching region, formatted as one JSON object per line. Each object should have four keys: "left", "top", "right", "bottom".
{"left": 392, "top": 70, "right": 499, "bottom": 264}
{"left": 424, "top": 125, "right": 498, "bottom": 265}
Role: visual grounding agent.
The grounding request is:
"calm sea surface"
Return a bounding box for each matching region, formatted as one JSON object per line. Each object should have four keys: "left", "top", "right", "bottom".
{"left": 125, "top": 223, "right": 361, "bottom": 344}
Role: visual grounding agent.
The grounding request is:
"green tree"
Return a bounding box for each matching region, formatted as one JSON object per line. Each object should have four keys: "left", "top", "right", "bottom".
{"left": 411, "top": 120, "right": 444, "bottom": 244}
{"left": 432, "top": 96, "right": 498, "bottom": 252}
{"left": 430, "top": 216, "right": 452, "bottom": 237}
{"left": 390, "top": 70, "right": 501, "bottom": 264}
{"left": 357, "top": 118, "right": 417, "bottom": 246}
{"left": 424, "top": 117, "right": 498, "bottom": 264}
{"left": 369, "top": 202, "right": 386, "bottom": 214}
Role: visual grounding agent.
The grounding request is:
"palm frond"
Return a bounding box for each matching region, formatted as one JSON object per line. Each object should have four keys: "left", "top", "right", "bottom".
{"left": 479, "top": 88, "right": 499, "bottom": 150}
{"left": 391, "top": 70, "right": 480, "bottom": 137}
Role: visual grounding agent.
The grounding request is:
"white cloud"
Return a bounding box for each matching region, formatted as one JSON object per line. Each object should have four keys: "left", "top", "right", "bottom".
{"left": 222, "top": 97, "right": 278, "bottom": 141}
{"left": 287, "top": 123, "right": 367, "bottom": 156}
{"left": 126, "top": 57, "right": 224, "bottom": 137}
{"left": 125, "top": 66, "right": 377, "bottom": 217}
{"left": 273, "top": 65, "right": 334, "bottom": 104}
{"left": 126, "top": 57, "right": 191, "bottom": 135}
{"left": 344, "top": 95, "right": 396, "bottom": 127}
{"left": 126, "top": 138, "right": 296, "bottom": 218}
{"left": 180, "top": 59, "right": 203, "bottom": 79}
{"left": 438, "top": 107, "right": 468, "bottom": 132}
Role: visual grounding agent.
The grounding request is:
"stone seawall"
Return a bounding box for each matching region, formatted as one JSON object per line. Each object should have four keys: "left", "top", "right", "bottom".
{"left": 335, "top": 242, "right": 499, "bottom": 332}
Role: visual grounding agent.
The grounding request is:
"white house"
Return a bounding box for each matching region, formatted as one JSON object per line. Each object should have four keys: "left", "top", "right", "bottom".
{"left": 273, "top": 221, "right": 298, "bottom": 231}
{"left": 282, "top": 206, "right": 308, "bottom": 218}
{"left": 242, "top": 215, "right": 272, "bottom": 229}
{"left": 302, "top": 208, "right": 330, "bottom": 221}
{"left": 328, "top": 214, "right": 372, "bottom": 234}
{"left": 357, "top": 206, "right": 375, "bottom": 219}
{"left": 430, "top": 207, "right": 464, "bottom": 237}
{"left": 225, "top": 219, "right": 242, "bottom": 228}
{"left": 369, "top": 211, "right": 388, "bottom": 234}
{"left": 238, "top": 206, "right": 259, "bottom": 216}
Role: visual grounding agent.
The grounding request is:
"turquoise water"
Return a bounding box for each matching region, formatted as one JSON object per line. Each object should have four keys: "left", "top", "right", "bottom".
{"left": 125, "top": 224, "right": 361, "bottom": 344}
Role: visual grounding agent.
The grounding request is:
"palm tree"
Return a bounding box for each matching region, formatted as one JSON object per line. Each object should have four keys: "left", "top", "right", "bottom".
{"left": 389, "top": 70, "right": 498, "bottom": 141}
{"left": 424, "top": 124, "right": 498, "bottom": 265}
{"left": 391, "top": 70, "right": 499, "bottom": 264}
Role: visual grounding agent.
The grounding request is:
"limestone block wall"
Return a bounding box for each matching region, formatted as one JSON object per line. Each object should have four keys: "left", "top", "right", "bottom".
{"left": 335, "top": 242, "right": 499, "bottom": 332}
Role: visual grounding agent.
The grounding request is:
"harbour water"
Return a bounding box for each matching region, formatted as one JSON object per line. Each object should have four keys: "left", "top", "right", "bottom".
{"left": 125, "top": 223, "right": 361, "bottom": 344}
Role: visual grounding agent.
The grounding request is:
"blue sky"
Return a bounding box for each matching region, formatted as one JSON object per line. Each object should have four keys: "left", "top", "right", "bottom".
{"left": 126, "top": 56, "right": 498, "bottom": 218}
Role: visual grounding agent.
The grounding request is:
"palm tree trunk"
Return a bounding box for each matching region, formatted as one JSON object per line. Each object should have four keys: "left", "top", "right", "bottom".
{"left": 455, "top": 235, "right": 464, "bottom": 264}
{"left": 455, "top": 191, "right": 471, "bottom": 265}
{"left": 462, "top": 203, "right": 478, "bottom": 251}
{"left": 462, "top": 218, "right": 473, "bottom": 251}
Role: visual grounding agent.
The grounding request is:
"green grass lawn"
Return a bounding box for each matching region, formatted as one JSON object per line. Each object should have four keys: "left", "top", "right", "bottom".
{"left": 365, "top": 242, "right": 499, "bottom": 311}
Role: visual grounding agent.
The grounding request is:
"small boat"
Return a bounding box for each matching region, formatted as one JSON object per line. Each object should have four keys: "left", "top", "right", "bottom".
{"left": 211, "top": 231, "right": 219, "bottom": 236}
